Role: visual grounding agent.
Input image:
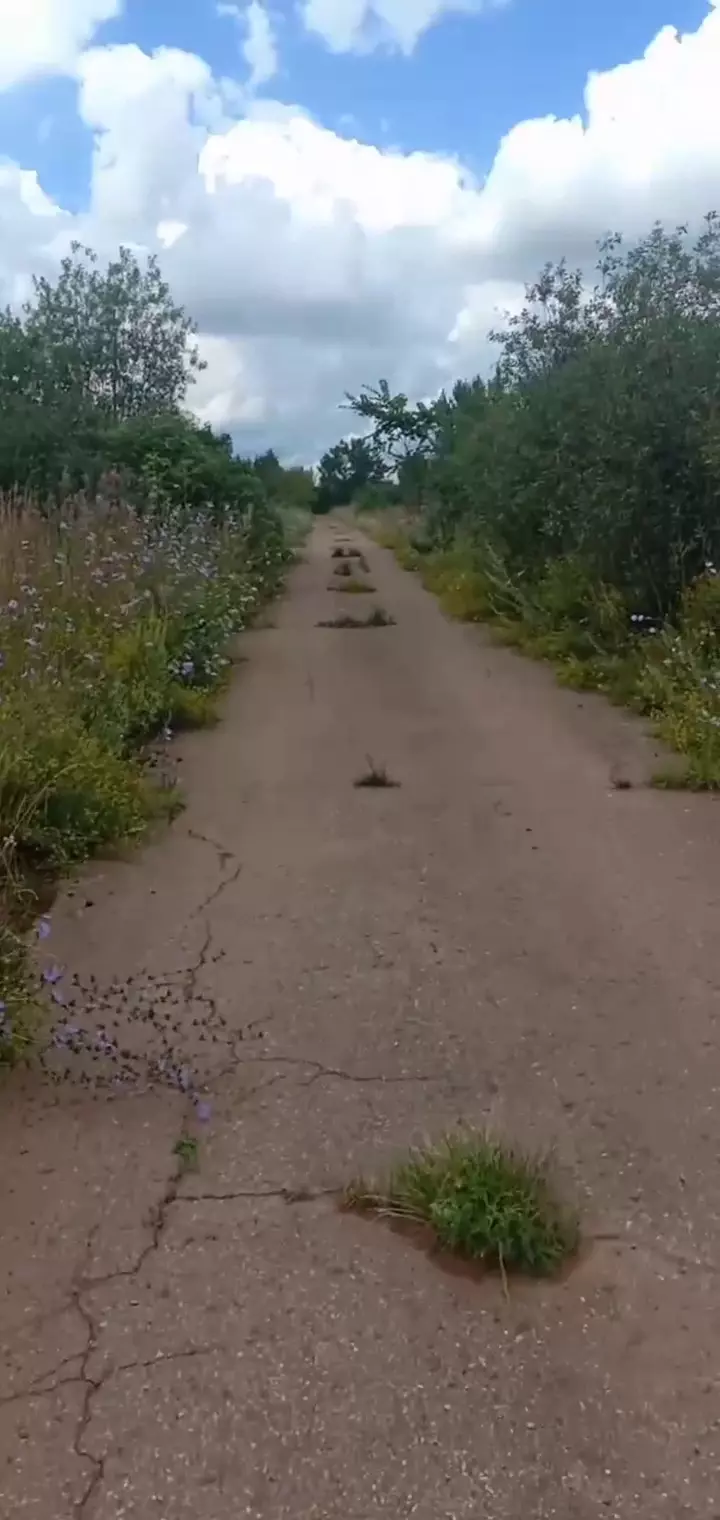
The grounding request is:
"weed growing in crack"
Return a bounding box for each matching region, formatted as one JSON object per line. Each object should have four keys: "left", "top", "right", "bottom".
{"left": 317, "top": 609, "right": 395, "bottom": 629}
{"left": 344, "top": 1130, "right": 579, "bottom": 1279}
{"left": 354, "top": 758, "right": 400, "bottom": 788}
{"left": 174, "top": 1133, "right": 200, "bottom": 1173}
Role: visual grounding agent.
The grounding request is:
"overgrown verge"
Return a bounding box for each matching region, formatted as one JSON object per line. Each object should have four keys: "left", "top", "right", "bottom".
{"left": 329, "top": 214, "right": 720, "bottom": 790}
{"left": 0, "top": 238, "right": 315, "bottom": 1064}
{"left": 0, "top": 491, "right": 291, "bottom": 1061}
{"left": 372, "top": 520, "right": 720, "bottom": 788}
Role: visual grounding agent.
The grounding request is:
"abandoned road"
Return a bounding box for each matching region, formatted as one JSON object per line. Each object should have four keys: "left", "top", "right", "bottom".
{"left": 2, "top": 519, "right": 720, "bottom": 1519}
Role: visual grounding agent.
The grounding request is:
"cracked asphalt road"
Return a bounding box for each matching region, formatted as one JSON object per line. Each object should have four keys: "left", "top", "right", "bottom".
{"left": 3, "top": 519, "right": 720, "bottom": 1518}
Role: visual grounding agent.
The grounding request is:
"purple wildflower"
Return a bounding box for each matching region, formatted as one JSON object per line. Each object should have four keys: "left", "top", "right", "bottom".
{"left": 93, "top": 1030, "right": 116, "bottom": 1056}
{"left": 52, "top": 1023, "right": 80, "bottom": 1048}
{"left": 37, "top": 916, "right": 51, "bottom": 942}
{"left": 42, "top": 964, "right": 64, "bottom": 985}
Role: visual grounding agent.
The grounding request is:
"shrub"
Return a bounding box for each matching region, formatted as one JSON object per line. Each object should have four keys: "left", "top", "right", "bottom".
{"left": 342, "top": 215, "right": 720, "bottom": 787}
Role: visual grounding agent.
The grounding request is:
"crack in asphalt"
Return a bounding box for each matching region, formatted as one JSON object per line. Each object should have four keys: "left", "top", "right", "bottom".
{"left": 179, "top": 1184, "right": 342, "bottom": 1204}
{"left": 4, "top": 832, "right": 453, "bottom": 1512}
{"left": 187, "top": 828, "right": 237, "bottom": 874}
{"left": 229, "top": 1051, "right": 450, "bottom": 1087}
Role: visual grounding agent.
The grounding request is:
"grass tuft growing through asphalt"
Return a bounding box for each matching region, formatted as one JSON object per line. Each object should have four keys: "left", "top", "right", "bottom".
{"left": 317, "top": 608, "right": 395, "bottom": 629}
{"left": 344, "top": 1131, "right": 579, "bottom": 1278}
{"left": 353, "top": 757, "right": 400, "bottom": 787}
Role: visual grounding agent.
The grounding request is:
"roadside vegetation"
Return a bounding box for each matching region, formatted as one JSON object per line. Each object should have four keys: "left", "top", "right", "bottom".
{"left": 316, "top": 214, "right": 720, "bottom": 790}
{"left": 0, "top": 244, "right": 312, "bottom": 1061}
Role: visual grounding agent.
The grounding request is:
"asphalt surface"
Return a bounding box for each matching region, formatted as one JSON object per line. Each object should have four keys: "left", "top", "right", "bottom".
{"left": 2, "top": 519, "right": 720, "bottom": 1518}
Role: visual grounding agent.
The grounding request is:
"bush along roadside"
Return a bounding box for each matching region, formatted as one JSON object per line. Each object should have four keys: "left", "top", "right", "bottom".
{"left": 0, "top": 489, "right": 292, "bottom": 1063}
{"left": 333, "top": 215, "right": 720, "bottom": 791}
{"left": 369, "top": 516, "right": 720, "bottom": 789}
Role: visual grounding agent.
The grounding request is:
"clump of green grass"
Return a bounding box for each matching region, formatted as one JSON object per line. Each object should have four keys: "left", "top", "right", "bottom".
{"left": 344, "top": 1131, "right": 579, "bottom": 1279}
{"left": 174, "top": 1132, "right": 200, "bottom": 1173}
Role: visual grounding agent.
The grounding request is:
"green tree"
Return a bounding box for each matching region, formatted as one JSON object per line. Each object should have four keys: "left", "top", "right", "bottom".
{"left": 315, "top": 435, "right": 385, "bottom": 512}
{"left": 339, "top": 213, "right": 720, "bottom": 614}
{"left": 0, "top": 243, "right": 208, "bottom": 495}
{"left": 24, "top": 243, "right": 204, "bottom": 423}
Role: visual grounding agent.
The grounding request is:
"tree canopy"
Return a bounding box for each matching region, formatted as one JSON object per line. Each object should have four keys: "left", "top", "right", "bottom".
{"left": 340, "top": 213, "right": 720, "bottom": 616}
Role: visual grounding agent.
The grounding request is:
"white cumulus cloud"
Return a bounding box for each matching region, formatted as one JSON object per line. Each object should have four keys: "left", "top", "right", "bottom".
{"left": 0, "top": 0, "right": 121, "bottom": 91}
{"left": 217, "top": 2, "right": 278, "bottom": 92}
{"left": 299, "top": 0, "right": 505, "bottom": 56}
{"left": 2, "top": 3, "right": 720, "bottom": 459}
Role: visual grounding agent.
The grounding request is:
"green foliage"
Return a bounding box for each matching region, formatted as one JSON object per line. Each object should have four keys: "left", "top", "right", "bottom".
{"left": 254, "top": 450, "right": 316, "bottom": 514}
{"left": 354, "top": 481, "right": 397, "bottom": 514}
{"left": 0, "top": 924, "right": 40, "bottom": 1061}
{"left": 0, "top": 239, "right": 305, "bottom": 1063}
{"left": 350, "top": 214, "right": 720, "bottom": 615}
{"left": 0, "top": 243, "right": 209, "bottom": 496}
{"left": 174, "top": 1133, "right": 200, "bottom": 1173}
{"left": 353, "top": 211, "right": 720, "bottom": 788}
{"left": 315, "top": 435, "right": 385, "bottom": 512}
{"left": 104, "top": 413, "right": 262, "bottom": 517}
{"left": 0, "top": 693, "right": 151, "bottom": 869}
{"left": 0, "top": 491, "right": 289, "bottom": 1061}
{"left": 25, "top": 242, "right": 204, "bottom": 423}
{"left": 346, "top": 1131, "right": 579, "bottom": 1276}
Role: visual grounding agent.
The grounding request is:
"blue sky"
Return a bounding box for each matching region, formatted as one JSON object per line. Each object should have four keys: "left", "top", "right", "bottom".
{"left": 0, "top": 0, "right": 709, "bottom": 209}
{"left": 1, "top": 0, "right": 718, "bottom": 458}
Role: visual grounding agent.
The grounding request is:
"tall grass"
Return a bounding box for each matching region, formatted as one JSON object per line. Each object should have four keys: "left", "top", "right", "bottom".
{"left": 0, "top": 490, "right": 289, "bottom": 1059}
{"left": 373, "top": 520, "right": 720, "bottom": 787}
